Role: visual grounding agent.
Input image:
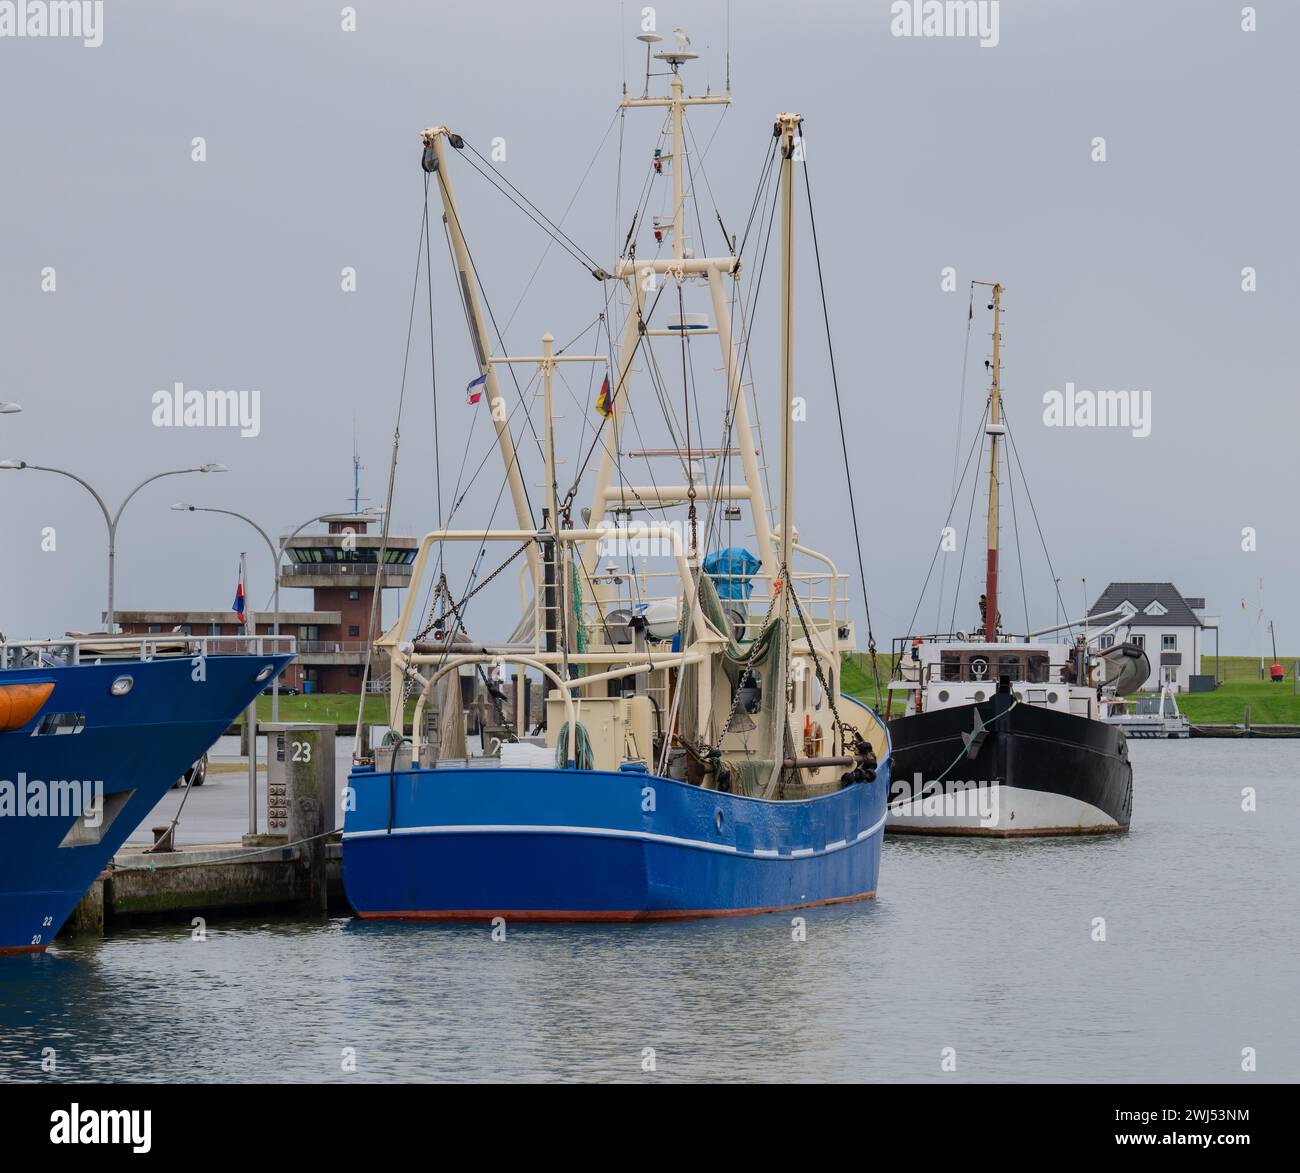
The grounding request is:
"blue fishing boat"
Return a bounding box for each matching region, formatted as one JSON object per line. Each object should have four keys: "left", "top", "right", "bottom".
{"left": 346, "top": 698, "right": 888, "bottom": 921}
{"left": 0, "top": 634, "right": 292, "bottom": 954}
{"left": 343, "top": 30, "right": 890, "bottom": 920}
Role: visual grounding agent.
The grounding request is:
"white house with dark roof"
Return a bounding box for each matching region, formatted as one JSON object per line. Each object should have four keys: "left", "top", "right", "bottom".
{"left": 1088, "top": 583, "right": 1214, "bottom": 692}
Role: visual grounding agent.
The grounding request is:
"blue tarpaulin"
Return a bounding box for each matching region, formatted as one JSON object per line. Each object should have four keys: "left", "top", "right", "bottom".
{"left": 702, "top": 547, "right": 760, "bottom": 600}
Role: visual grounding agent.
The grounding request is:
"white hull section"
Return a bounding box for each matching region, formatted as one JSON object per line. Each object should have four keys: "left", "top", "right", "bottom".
{"left": 886, "top": 783, "right": 1123, "bottom": 837}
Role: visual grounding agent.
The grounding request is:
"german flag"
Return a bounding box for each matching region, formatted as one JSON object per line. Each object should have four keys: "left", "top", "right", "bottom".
{"left": 595, "top": 373, "right": 613, "bottom": 419}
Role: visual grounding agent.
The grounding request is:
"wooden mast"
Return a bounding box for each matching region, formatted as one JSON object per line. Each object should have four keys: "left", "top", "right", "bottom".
{"left": 980, "top": 281, "right": 1003, "bottom": 642}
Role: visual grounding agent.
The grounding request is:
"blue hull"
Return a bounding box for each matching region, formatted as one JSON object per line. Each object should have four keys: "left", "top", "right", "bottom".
{"left": 0, "top": 651, "right": 292, "bottom": 954}
{"left": 343, "top": 727, "right": 890, "bottom": 921}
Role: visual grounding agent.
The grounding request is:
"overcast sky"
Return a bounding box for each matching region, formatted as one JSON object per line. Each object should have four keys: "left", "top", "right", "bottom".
{"left": 1, "top": 0, "right": 1295, "bottom": 656}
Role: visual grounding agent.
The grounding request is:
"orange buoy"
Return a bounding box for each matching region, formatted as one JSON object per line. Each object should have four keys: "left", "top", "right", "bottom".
{"left": 1270, "top": 662, "right": 1284, "bottom": 682}
{"left": 0, "top": 681, "right": 55, "bottom": 732}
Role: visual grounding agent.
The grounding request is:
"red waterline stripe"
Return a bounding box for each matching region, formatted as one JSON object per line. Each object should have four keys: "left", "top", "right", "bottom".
{"left": 0, "top": 943, "right": 48, "bottom": 956}
{"left": 355, "top": 890, "right": 876, "bottom": 923}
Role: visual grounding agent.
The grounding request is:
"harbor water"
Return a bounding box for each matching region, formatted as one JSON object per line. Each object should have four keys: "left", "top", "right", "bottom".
{"left": 1, "top": 740, "right": 1295, "bottom": 1083}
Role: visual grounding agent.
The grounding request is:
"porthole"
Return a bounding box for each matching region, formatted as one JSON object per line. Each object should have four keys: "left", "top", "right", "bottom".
{"left": 110, "top": 675, "right": 133, "bottom": 697}
{"left": 715, "top": 809, "right": 724, "bottom": 832}
{"left": 937, "top": 689, "right": 950, "bottom": 703}
{"left": 1047, "top": 691, "right": 1059, "bottom": 704}
{"left": 973, "top": 690, "right": 986, "bottom": 702}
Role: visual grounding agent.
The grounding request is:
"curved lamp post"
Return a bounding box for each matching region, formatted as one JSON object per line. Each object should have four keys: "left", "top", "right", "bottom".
{"left": 0, "top": 460, "right": 227, "bottom": 630}
{"left": 171, "top": 504, "right": 385, "bottom": 721}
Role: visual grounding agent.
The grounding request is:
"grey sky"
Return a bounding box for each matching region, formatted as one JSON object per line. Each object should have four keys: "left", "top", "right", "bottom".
{"left": 1, "top": 0, "right": 1295, "bottom": 656}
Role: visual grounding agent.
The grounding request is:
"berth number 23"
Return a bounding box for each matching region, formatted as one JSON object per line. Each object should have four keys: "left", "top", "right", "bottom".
{"left": 292, "top": 741, "right": 312, "bottom": 763}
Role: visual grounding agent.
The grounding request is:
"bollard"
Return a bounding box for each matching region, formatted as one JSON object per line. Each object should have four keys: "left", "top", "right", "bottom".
{"left": 263, "top": 723, "right": 336, "bottom": 913}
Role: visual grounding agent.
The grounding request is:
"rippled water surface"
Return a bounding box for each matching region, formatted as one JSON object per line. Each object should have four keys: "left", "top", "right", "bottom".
{"left": 2, "top": 740, "right": 1296, "bottom": 1082}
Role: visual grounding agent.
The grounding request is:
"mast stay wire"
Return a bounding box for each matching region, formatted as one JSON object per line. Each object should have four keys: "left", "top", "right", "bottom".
{"left": 1005, "top": 426, "right": 1030, "bottom": 639}
{"left": 437, "top": 167, "right": 543, "bottom": 496}
{"left": 948, "top": 427, "right": 985, "bottom": 636}
{"left": 565, "top": 124, "right": 782, "bottom": 504}
{"left": 1002, "top": 406, "right": 1075, "bottom": 639}
{"left": 655, "top": 152, "right": 787, "bottom": 774}
{"left": 354, "top": 185, "right": 431, "bottom": 741}
{"left": 936, "top": 283, "right": 976, "bottom": 632}
{"left": 459, "top": 139, "right": 607, "bottom": 276}
{"left": 801, "top": 128, "right": 884, "bottom": 705}
{"left": 500, "top": 107, "right": 623, "bottom": 335}
{"left": 900, "top": 399, "right": 990, "bottom": 641}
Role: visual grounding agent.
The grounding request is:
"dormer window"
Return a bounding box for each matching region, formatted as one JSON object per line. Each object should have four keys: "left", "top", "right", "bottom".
{"left": 1144, "top": 600, "right": 1168, "bottom": 617}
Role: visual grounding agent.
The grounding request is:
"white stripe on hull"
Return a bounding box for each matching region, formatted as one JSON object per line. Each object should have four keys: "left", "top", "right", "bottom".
{"left": 885, "top": 784, "right": 1122, "bottom": 836}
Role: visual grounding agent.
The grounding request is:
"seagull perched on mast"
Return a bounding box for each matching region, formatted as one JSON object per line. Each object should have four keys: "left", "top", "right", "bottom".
{"left": 673, "top": 27, "right": 691, "bottom": 51}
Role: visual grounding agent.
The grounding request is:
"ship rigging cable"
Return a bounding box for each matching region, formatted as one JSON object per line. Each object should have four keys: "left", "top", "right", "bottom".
{"left": 497, "top": 108, "right": 624, "bottom": 333}
{"left": 936, "top": 283, "right": 976, "bottom": 631}
{"left": 801, "top": 130, "right": 884, "bottom": 707}
{"left": 660, "top": 128, "right": 842, "bottom": 780}
{"left": 564, "top": 129, "right": 781, "bottom": 506}
{"left": 1001, "top": 407, "right": 1074, "bottom": 638}
{"left": 948, "top": 418, "right": 986, "bottom": 635}
{"left": 901, "top": 398, "right": 990, "bottom": 640}
{"left": 353, "top": 182, "right": 434, "bottom": 739}
{"left": 1005, "top": 420, "right": 1030, "bottom": 636}
{"left": 459, "top": 139, "right": 607, "bottom": 277}
{"left": 655, "top": 136, "right": 820, "bottom": 776}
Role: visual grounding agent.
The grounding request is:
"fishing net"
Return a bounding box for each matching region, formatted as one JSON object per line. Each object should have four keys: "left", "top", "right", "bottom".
{"left": 678, "top": 574, "right": 797, "bottom": 798}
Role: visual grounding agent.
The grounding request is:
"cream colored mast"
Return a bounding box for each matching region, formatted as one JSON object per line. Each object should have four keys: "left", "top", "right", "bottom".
{"left": 776, "top": 114, "right": 801, "bottom": 586}
{"left": 489, "top": 334, "right": 609, "bottom": 678}
{"left": 973, "top": 279, "right": 1003, "bottom": 642}
{"left": 762, "top": 112, "right": 802, "bottom": 800}
{"left": 420, "top": 126, "right": 541, "bottom": 591}
{"left": 586, "top": 34, "right": 776, "bottom": 581}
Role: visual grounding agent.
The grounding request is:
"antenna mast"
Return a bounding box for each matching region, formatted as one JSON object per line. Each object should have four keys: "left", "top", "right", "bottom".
{"left": 352, "top": 420, "right": 362, "bottom": 513}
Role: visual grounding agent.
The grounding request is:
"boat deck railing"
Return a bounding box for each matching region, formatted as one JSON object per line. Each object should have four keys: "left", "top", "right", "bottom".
{"left": 0, "top": 633, "right": 296, "bottom": 670}
{"left": 892, "top": 658, "right": 1076, "bottom": 689}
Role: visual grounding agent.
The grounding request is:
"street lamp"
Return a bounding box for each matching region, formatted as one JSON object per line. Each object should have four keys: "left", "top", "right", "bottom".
{"left": 172, "top": 503, "right": 286, "bottom": 720}
{"left": 0, "top": 460, "right": 227, "bottom": 629}
{"left": 171, "top": 504, "right": 385, "bottom": 720}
